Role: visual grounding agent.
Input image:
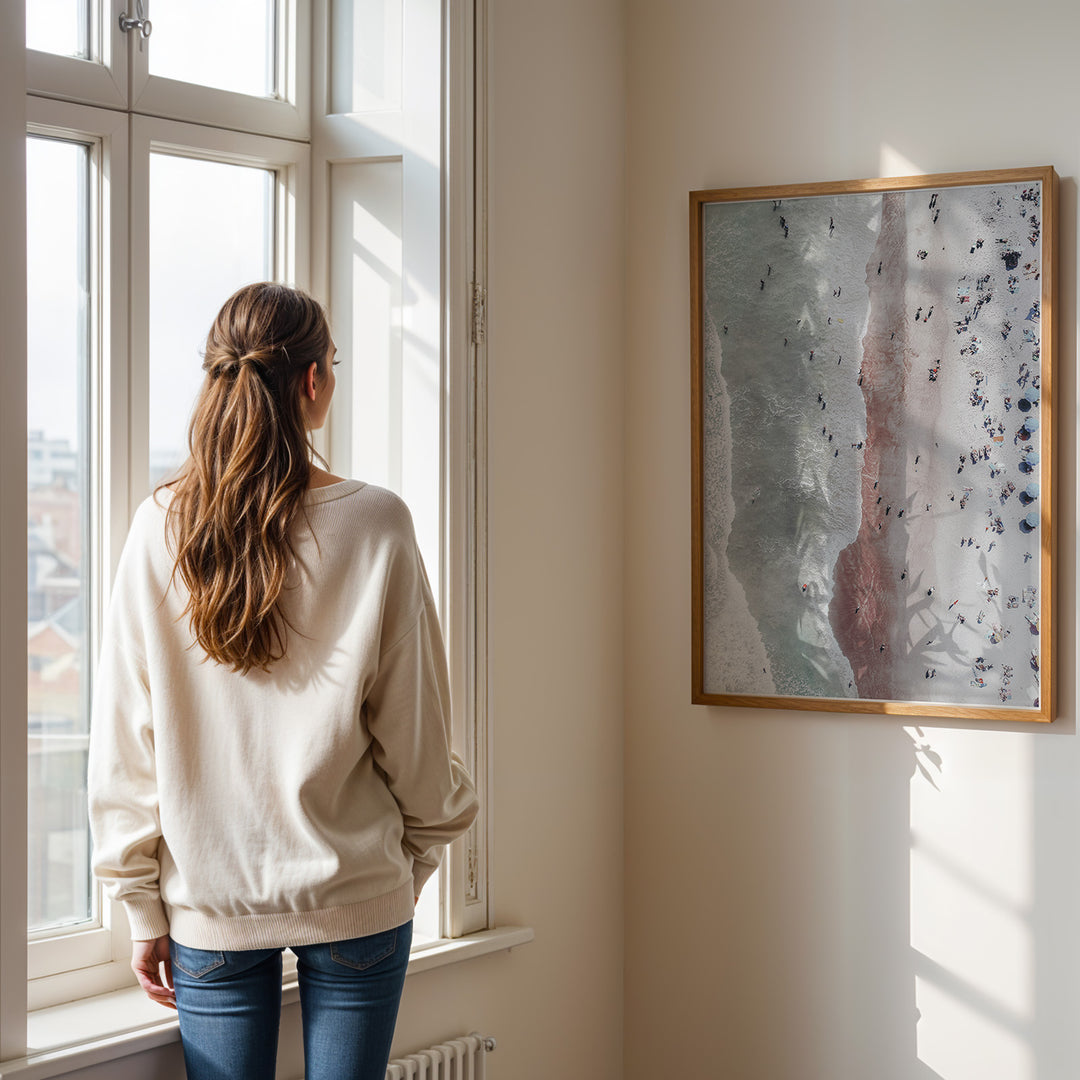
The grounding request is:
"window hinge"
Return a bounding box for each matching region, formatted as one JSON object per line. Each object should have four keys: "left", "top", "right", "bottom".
{"left": 471, "top": 282, "right": 487, "bottom": 345}
{"left": 467, "top": 837, "right": 479, "bottom": 893}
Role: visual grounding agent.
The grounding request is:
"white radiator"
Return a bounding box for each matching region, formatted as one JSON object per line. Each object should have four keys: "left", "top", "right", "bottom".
{"left": 385, "top": 1033, "right": 496, "bottom": 1080}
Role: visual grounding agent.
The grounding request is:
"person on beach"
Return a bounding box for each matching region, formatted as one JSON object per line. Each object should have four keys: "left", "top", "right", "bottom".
{"left": 88, "top": 283, "right": 479, "bottom": 1080}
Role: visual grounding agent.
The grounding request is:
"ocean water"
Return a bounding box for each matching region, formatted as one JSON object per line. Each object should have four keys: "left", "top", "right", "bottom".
{"left": 703, "top": 193, "right": 879, "bottom": 698}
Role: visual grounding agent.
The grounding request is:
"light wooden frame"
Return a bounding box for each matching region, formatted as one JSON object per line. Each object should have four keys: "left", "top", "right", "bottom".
{"left": 690, "top": 167, "right": 1057, "bottom": 722}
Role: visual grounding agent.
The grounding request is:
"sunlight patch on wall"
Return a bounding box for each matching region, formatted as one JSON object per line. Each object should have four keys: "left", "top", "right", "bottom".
{"left": 880, "top": 144, "right": 925, "bottom": 180}
{"left": 909, "top": 729, "right": 1034, "bottom": 1079}
{"left": 914, "top": 974, "right": 1032, "bottom": 1080}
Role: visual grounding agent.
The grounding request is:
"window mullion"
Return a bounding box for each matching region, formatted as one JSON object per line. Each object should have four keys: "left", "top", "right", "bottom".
{"left": 127, "top": 116, "right": 151, "bottom": 507}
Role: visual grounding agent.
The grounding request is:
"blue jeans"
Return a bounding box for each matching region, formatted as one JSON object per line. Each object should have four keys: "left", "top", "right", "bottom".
{"left": 170, "top": 921, "right": 412, "bottom": 1080}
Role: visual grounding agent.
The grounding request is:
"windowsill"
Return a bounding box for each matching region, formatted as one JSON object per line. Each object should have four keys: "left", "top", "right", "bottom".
{"left": 1, "top": 927, "right": 533, "bottom": 1080}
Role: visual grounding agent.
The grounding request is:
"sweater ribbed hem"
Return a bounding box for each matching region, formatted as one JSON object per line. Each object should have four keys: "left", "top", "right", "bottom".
{"left": 166, "top": 880, "right": 417, "bottom": 951}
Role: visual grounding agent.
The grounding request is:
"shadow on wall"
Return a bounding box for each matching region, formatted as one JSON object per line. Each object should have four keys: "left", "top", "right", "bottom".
{"left": 799, "top": 707, "right": 1074, "bottom": 1080}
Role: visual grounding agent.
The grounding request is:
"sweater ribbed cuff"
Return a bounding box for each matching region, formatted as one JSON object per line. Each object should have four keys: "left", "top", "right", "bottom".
{"left": 124, "top": 896, "right": 170, "bottom": 941}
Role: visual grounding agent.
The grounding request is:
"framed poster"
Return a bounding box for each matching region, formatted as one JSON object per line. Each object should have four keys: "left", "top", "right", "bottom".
{"left": 690, "top": 167, "right": 1057, "bottom": 721}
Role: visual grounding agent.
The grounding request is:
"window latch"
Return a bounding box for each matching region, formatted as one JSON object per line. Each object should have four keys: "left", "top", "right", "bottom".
{"left": 119, "top": 0, "right": 152, "bottom": 38}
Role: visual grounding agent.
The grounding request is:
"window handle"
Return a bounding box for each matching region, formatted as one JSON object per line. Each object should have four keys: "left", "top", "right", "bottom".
{"left": 119, "top": 0, "right": 152, "bottom": 38}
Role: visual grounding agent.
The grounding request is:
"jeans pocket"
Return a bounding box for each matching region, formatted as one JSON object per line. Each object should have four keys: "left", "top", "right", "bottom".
{"left": 170, "top": 942, "right": 226, "bottom": 979}
{"left": 328, "top": 927, "right": 400, "bottom": 971}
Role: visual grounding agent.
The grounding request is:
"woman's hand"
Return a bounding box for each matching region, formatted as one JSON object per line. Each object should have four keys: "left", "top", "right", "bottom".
{"left": 131, "top": 935, "right": 176, "bottom": 1009}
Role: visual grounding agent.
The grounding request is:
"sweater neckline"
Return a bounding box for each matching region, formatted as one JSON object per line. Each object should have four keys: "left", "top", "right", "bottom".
{"left": 303, "top": 478, "right": 366, "bottom": 505}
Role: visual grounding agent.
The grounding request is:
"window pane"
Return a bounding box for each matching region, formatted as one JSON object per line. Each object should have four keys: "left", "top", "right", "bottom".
{"left": 26, "top": 0, "right": 89, "bottom": 58}
{"left": 26, "top": 136, "right": 93, "bottom": 933}
{"left": 149, "top": 154, "right": 274, "bottom": 487}
{"left": 149, "top": 0, "right": 277, "bottom": 99}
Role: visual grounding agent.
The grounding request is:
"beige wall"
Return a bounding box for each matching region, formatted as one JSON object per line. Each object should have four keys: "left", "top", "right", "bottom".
{"left": 624, "top": 1, "right": 1078, "bottom": 1078}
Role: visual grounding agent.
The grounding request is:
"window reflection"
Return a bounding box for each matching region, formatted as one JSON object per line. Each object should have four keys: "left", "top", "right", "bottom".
{"left": 26, "top": 135, "right": 93, "bottom": 932}
{"left": 148, "top": 0, "right": 277, "bottom": 99}
{"left": 26, "top": 0, "right": 89, "bottom": 59}
{"left": 149, "top": 153, "right": 274, "bottom": 487}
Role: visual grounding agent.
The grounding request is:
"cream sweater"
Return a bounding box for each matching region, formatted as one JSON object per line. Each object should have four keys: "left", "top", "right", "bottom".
{"left": 88, "top": 480, "right": 478, "bottom": 950}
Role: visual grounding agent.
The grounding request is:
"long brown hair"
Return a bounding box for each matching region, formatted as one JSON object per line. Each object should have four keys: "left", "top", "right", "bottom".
{"left": 156, "top": 282, "right": 332, "bottom": 674}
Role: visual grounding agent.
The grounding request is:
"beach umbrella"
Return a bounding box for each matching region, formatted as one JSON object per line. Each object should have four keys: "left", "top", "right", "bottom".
{"left": 1025, "top": 510, "right": 1040, "bottom": 529}
{"left": 1025, "top": 482, "right": 1039, "bottom": 500}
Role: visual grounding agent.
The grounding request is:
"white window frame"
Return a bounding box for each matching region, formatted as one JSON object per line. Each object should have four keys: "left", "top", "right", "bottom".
{"left": 19, "top": 0, "right": 313, "bottom": 1019}
{"left": 441, "top": 0, "right": 490, "bottom": 939}
{"left": 26, "top": 0, "right": 128, "bottom": 111}
{"left": 2, "top": 0, "right": 493, "bottom": 1057}
{"left": 128, "top": 116, "right": 310, "bottom": 499}
{"left": 23, "top": 112, "right": 311, "bottom": 1014}
{"left": 24, "top": 96, "right": 130, "bottom": 1001}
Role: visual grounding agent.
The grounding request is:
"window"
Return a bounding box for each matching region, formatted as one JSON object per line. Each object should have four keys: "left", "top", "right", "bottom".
{"left": 132, "top": 116, "right": 306, "bottom": 491}
{"left": 147, "top": 0, "right": 277, "bottom": 99}
{"left": 3, "top": 0, "right": 489, "bottom": 1055}
{"left": 26, "top": 1, "right": 90, "bottom": 59}
{"left": 21, "top": 94, "right": 310, "bottom": 1010}
{"left": 147, "top": 153, "right": 275, "bottom": 484}
{"left": 26, "top": 134, "right": 93, "bottom": 938}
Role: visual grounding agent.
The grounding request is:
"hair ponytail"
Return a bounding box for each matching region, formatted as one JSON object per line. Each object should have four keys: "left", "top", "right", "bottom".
{"left": 155, "top": 282, "right": 332, "bottom": 674}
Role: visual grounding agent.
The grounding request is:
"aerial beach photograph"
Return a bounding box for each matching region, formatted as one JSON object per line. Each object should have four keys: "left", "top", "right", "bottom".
{"left": 698, "top": 177, "right": 1046, "bottom": 713}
